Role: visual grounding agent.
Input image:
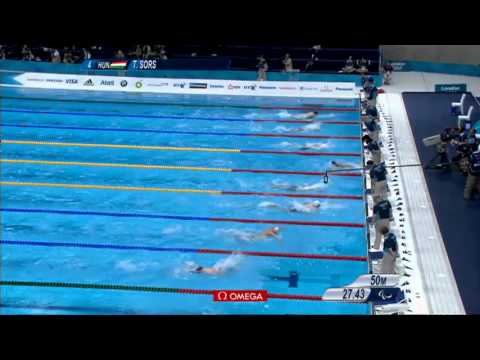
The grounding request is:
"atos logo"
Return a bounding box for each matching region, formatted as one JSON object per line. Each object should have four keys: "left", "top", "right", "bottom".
{"left": 120, "top": 80, "right": 128, "bottom": 87}
{"left": 66, "top": 79, "right": 78, "bottom": 84}
{"left": 100, "top": 80, "right": 114, "bottom": 86}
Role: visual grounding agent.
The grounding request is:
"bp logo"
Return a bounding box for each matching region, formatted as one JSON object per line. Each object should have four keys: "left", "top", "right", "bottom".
{"left": 135, "top": 81, "right": 143, "bottom": 89}
{"left": 120, "top": 80, "right": 128, "bottom": 87}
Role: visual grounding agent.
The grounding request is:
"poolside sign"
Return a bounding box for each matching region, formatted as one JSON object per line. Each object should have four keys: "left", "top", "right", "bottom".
{"left": 214, "top": 290, "right": 268, "bottom": 302}
{"left": 435, "top": 84, "right": 467, "bottom": 93}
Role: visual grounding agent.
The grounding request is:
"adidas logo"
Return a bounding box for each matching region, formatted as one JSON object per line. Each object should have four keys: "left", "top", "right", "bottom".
{"left": 83, "top": 79, "right": 94, "bottom": 86}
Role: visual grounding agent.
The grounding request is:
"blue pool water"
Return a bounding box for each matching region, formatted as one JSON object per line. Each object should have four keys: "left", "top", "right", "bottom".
{"left": 0, "top": 88, "right": 369, "bottom": 315}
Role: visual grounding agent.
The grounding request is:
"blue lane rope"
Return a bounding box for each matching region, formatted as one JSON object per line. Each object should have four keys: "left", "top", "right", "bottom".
{"left": 0, "top": 240, "right": 198, "bottom": 254}
{"left": 1, "top": 123, "right": 251, "bottom": 137}
{"left": 0, "top": 108, "right": 356, "bottom": 123}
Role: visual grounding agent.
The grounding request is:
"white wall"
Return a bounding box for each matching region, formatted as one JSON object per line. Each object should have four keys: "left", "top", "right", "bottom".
{"left": 382, "top": 45, "right": 480, "bottom": 65}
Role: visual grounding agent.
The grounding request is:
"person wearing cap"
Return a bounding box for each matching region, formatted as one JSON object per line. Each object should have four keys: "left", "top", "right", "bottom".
{"left": 365, "top": 137, "right": 382, "bottom": 165}
{"left": 256, "top": 227, "right": 281, "bottom": 240}
{"left": 370, "top": 163, "right": 388, "bottom": 204}
{"left": 362, "top": 105, "right": 379, "bottom": 123}
{"left": 289, "top": 200, "right": 321, "bottom": 213}
{"left": 364, "top": 78, "right": 379, "bottom": 107}
{"left": 464, "top": 146, "right": 480, "bottom": 200}
{"left": 364, "top": 117, "right": 381, "bottom": 143}
{"left": 371, "top": 199, "right": 394, "bottom": 250}
{"left": 379, "top": 227, "right": 398, "bottom": 274}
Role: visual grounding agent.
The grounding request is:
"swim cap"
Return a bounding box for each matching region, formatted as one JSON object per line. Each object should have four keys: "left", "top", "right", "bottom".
{"left": 313, "top": 201, "right": 321, "bottom": 207}
{"left": 273, "top": 227, "right": 280, "bottom": 233}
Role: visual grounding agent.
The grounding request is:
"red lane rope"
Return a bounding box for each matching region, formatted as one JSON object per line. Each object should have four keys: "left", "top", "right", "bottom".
{"left": 268, "top": 293, "right": 324, "bottom": 301}
{"left": 260, "top": 106, "right": 358, "bottom": 112}
{"left": 240, "top": 150, "right": 361, "bottom": 157}
{"left": 221, "top": 191, "right": 362, "bottom": 200}
{"left": 231, "top": 169, "right": 361, "bottom": 177}
{"left": 253, "top": 134, "right": 360, "bottom": 140}
{"left": 211, "top": 217, "right": 365, "bottom": 228}
{"left": 198, "top": 248, "right": 367, "bottom": 262}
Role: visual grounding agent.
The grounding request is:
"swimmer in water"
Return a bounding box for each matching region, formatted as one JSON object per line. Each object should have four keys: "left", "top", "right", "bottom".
{"left": 260, "top": 201, "right": 321, "bottom": 213}
{"left": 255, "top": 226, "right": 282, "bottom": 240}
{"left": 186, "top": 254, "right": 243, "bottom": 276}
{"left": 298, "top": 111, "right": 319, "bottom": 120}
{"left": 289, "top": 200, "right": 321, "bottom": 213}
{"left": 331, "top": 160, "right": 357, "bottom": 169}
{"left": 272, "top": 181, "right": 325, "bottom": 192}
{"left": 300, "top": 142, "right": 329, "bottom": 151}
{"left": 289, "top": 122, "right": 321, "bottom": 133}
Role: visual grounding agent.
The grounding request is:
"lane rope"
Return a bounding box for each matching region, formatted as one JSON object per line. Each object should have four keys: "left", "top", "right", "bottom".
{"left": 1, "top": 123, "right": 360, "bottom": 141}
{"left": 1, "top": 158, "right": 362, "bottom": 177}
{"left": 1, "top": 140, "right": 362, "bottom": 157}
{"left": 0, "top": 240, "right": 368, "bottom": 262}
{"left": 0, "top": 108, "right": 359, "bottom": 124}
{"left": 0, "top": 280, "right": 325, "bottom": 301}
{"left": 1, "top": 181, "right": 362, "bottom": 200}
{"left": 1, "top": 208, "right": 366, "bottom": 228}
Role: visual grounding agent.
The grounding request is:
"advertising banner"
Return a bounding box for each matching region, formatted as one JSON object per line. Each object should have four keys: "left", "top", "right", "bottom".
{"left": 9, "top": 72, "right": 358, "bottom": 99}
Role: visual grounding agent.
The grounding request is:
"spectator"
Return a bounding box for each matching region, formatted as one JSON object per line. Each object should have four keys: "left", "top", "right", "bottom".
{"left": 191, "top": 52, "right": 197, "bottom": 57}
{"left": 282, "top": 53, "right": 293, "bottom": 72}
{"left": 82, "top": 48, "right": 91, "bottom": 61}
{"left": 380, "top": 227, "right": 398, "bottom": 274}
{"left": 341, "top": 56, "right": 355, "bottom": 73}
{"left": 142, "top": 44, "right": 152, "bottom": 59}
{"left": 159, "top": 47, "right": 168, "bottom": 60}
{"left": 134, "top": 44, "right": 142, "bottom": 58}
{"left": 257, "top": 55, "right": 268, "bottom": 81}
{"left": 51, "top": 49, "right": 61, "bottom": 63}
{"left": 21, "top": 44, "right": 30, "bottom": 58}
{"left": 356, "top": 57, "right": 370, "bottom": 74}
{"left": 115, "top": 49, "right": 126, "bottom": 59}
{"left": 383, "top": 61, "right": 394, "bottom": 84}
{"left": 0, "top": 46, "right": 6, "bottom": 60}
{"left": 63, "top": 50, "right": 74, "bottom": 64}
{"left": 305, "top": 58, "right": 315, "bottom": 72}
{"left": 371, "top": 199, "right": 394, "bottom": 250}
{"left": 464, "top": 146, "right": 480, "bottom": 200}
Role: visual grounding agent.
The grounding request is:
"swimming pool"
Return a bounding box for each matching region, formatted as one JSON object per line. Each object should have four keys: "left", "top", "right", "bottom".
{"left": 0, "top": 87, "right": 370, "bottom": 315}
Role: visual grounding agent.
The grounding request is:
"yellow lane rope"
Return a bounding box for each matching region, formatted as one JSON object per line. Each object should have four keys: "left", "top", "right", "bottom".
{"left": 1, "top": 140, "right": 241, "bottom": 153}
{"left": 0, "top": 159, "right": 232, "bottom": 172}
{"left": 0, "top": 181, "right": 222, "bottom": 195}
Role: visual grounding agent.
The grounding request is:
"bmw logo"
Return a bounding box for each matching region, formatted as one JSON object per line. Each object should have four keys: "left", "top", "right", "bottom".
{"left": 120, "top": 80, "right": 128, "bottom": 87}
{"left": 135, "top": 81, "right": 143, "bottom": 89}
